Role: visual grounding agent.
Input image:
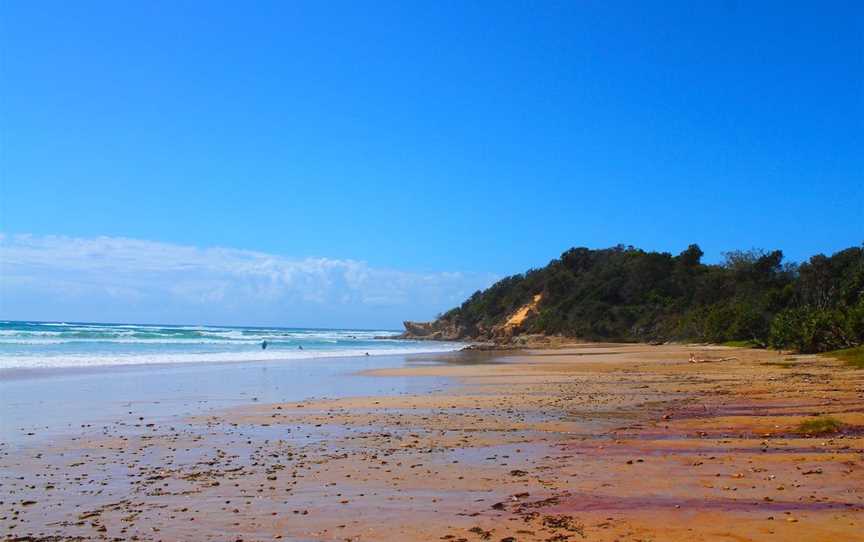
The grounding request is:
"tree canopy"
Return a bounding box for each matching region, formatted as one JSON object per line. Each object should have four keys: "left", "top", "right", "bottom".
{"left": 438, "top": 244, "right": 863, "bottom": 353}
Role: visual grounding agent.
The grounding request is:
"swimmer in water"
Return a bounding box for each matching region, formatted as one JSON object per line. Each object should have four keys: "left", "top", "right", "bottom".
{"left": 261, "top": 340, "right": 268, "bottom": 350}
{"left": 298, "top": 345, "right": 303, "bottom": 350}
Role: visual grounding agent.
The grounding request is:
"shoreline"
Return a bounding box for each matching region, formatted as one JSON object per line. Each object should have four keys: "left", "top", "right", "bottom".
{"left": 0, "top": 351, "right": 455, "bottom": 449}
{"left": 0, "top": 343, "right": 467, "bottom": 381}
{"left": 3, "top": 343, "right": 864, "bottom": 541}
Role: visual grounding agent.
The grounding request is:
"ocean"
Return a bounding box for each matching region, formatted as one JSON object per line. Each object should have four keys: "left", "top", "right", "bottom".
{"left": 0, "top": 320, "right": 462, "bottom": 370}
{"left": 0, "top": 320, "right": 463, "bottom": 445}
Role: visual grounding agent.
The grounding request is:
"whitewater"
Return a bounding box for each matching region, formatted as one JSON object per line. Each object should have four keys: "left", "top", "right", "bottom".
{"left": 0, "top": 320, "right": 462, "bottom": 370}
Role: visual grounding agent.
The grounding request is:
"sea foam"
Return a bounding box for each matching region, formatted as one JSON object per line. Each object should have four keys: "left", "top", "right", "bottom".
{"left": 0, "top": 321, "right": 461, "bottom": 370}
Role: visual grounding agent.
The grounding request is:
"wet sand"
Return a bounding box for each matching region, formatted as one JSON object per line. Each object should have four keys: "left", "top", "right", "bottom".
{"left": 2, "top": 343, "right": 863, "bottom": 541}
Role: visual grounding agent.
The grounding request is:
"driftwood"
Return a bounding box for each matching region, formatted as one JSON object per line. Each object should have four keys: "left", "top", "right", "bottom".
{"left": 688, "top": 353, "right": 739, "bottom": 363}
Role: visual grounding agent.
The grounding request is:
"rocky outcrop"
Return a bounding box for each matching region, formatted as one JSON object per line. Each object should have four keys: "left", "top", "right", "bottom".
{"left": 401, "top": 293, "right": 544, "bottom": 343}
{"left": 400, "top": 319, "right": 466, "bottom": 341}
{"left": 401, "top": 321, "right": 438, "bottom": 337}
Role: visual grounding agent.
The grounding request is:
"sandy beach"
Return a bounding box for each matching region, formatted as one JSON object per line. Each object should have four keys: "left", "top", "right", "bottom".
{"left": 4, "top": 2, "right": 861, "bottom": 540}
{"left": 2, "top": 343, "right": 863, "bottom": 541}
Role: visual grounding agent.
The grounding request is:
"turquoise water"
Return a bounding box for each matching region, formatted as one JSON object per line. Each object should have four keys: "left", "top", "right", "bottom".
{"left": 0, "top": 320, "right": 461, "bottom": 370}
{"left": 0, "top": 320, "right": 464, "bottom": 445}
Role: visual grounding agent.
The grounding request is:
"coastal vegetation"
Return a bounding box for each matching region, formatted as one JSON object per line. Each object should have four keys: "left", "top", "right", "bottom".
{"left": 796, "top": 416, "right": 844, "bottom": 435}
{"left": 423, "top": 244, "right": 864, "bottom": 354}
{"left": 822, "top": 346, "right": 864, "bottom": 369}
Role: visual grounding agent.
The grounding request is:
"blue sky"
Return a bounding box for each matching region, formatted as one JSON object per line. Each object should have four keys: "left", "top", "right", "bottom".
{"left": 1, "top": 1, "right": 862, "bottom": 327}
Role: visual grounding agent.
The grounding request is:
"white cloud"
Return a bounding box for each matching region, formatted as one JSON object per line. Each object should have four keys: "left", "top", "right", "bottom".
{"left": 0, "top": 234, "right": 496, "bottom": 328}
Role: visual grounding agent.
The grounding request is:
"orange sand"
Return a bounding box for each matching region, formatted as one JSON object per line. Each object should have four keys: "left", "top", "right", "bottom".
{"left": 2, "top": 343, "right": 863, "bottom": 541}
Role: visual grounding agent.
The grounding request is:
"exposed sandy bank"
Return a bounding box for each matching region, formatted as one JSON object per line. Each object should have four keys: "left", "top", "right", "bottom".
{"left": 2, "top": 343, "right": 863, "bottom": 541}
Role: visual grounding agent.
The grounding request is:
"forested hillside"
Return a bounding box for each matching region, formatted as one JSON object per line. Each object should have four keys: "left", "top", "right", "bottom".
{"left": 423, "top": 244, "right": 863, "bottom": 353}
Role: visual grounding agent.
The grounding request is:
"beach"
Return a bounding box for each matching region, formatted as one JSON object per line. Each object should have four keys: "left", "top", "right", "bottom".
{"left": 4, "top": 3, "right": 860, "bottom": 541}
{"left": 2, "top": 343, "right": 863, "bottom": 541}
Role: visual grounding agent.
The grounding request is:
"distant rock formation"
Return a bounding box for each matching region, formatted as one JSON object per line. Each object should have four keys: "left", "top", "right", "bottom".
{"left": 400, "top": 294, "right": 543, "bottom": 343}
{"left": 400, "top": 320, "right": 464, "bottom": 341}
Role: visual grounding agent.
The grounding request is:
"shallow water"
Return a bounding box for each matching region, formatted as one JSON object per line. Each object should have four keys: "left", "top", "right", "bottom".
{"left": 0, "top": 352, "right": 453, "bottom": 446}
